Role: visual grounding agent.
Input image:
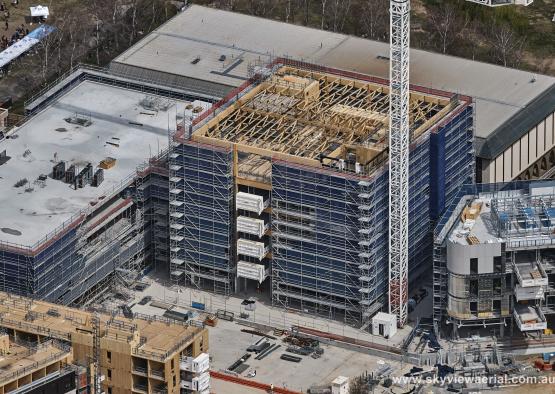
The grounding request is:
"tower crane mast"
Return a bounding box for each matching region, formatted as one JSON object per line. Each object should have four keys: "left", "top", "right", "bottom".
{"left": 388, "top": 0, "right": 411, "bottom": 328}
{"left": 387, "top": 0, "right": 495, "bottom": 328}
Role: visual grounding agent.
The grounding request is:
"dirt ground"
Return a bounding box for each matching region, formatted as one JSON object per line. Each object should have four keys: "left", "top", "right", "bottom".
{"left": 504, "top": 382, "right": 555, "bottom": 394}
{"left": 0, "top": 0, "right": 78, "bottom": 102}
{"left": 0, "top": 0, "right": 49, "bottom": 45}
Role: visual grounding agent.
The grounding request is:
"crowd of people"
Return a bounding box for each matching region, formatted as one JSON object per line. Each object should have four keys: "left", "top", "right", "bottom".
{"left": 1, "top": 0, "right": 29, "bottom": 50}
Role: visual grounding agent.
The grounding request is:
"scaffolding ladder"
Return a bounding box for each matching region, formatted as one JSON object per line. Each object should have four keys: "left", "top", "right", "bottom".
{"left": 358, "top": 180, "right": 382, "bottom": 329}
{"left": 168, "top": 126, "right": 186, "bottom": 288}
{"left": 91, "top": 313, "right": 101, "bottom": 394}
{"left": 131, "top": 166, "right": 146, "bottom": 277}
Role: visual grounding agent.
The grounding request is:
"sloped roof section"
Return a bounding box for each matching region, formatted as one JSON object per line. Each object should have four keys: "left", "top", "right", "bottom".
{"left": 478, "top": 84, "right": 555, "bottom": 159}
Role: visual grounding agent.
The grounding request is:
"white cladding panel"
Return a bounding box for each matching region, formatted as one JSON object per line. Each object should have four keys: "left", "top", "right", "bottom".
{"left": 236, "top": 192, "right": 265, "bottom": 214}
{"left": 237, "top": 261, "right": 267, "bottom": 283}
{"left": 237, "top": 216, "right": 266, "bottom": 237}
{"left": 237, "top": 239, "right": 267, "bottom": 260}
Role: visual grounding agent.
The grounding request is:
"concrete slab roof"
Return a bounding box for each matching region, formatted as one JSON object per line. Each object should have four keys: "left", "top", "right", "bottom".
{"left": 112, "top": 5, "right": 555, "bottom": 158}
{"left": 0, "top": 80, "right": 207, "bottom": 246}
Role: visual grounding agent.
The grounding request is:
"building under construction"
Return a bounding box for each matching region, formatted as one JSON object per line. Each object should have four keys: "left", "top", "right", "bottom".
{"left": 168, "top": 60, "right": 474, "bottom": 325}
{"left": 0, "top": 291, "right": 209, "bottom": 394}
{"left": 0, "top": 69, "right": 213, "bottom": 306}
{"left": 434, "top": 180, "right": 555, "bottom": 338}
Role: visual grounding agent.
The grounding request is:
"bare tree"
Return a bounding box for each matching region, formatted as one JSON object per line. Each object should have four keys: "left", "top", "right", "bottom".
{"left": 428, "top": 2, "right": 463, "bottom": 54}
{"left": 216, "top": 0, "right": 236, "bottom": 10}
{"left": 285, "top": 0, "right": 292, "bottom": 23}
{"left": 329, "top": 0, "right": 351, "bottom": 32}
{"left": 320, "top": 0, "right": 327, "bottom": 29}
{"left": 300, "top": 0, "right": 310, "bottom": 25}
{"left": 361, "top": 0, "right": 388, "bottom": 40}
{"left": 466, "top": 17, "right": 481, "bottom": 61}
{"left": 489, "top": 24, "right": 526, "bottom": 67}
{"left": 246, "top": 0, "right": 278, "bottom": 17}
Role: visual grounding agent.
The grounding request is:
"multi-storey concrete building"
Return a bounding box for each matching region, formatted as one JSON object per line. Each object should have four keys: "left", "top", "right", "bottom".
{"left": 0, "top": 68, "right": 212, "bottom": 305}
{"left": 168, "top": 61, "right": 474, "bottom": 325}
{"left": 434, "top": 181, "right": 555, "bottom": 338}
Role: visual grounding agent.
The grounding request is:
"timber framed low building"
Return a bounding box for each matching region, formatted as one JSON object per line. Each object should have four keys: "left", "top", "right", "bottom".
{"left": 0, "top": 292, "right": 209, "bottom": 394}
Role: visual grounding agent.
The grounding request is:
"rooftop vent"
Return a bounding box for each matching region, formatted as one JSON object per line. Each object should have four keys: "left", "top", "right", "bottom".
{"left": 64, "top": 112, "right": 92, "bottom": 127}
{"left": 1, "top": 228, "right": 21, "bottom": 236}
{"left": 0, "top": 149, "right": 9, "bottom": 165}
{"left": 13, "top": 178, "right": 27, "bottom": 188}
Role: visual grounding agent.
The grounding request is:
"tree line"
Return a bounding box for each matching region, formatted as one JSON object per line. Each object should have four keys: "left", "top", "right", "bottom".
{"left": 10, "top": 0, "right": 178, "bottom": 98}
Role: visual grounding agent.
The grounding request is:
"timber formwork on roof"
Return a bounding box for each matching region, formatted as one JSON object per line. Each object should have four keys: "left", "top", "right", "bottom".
{"left": 194, "top": 66, "right": 452, "bottom": 168}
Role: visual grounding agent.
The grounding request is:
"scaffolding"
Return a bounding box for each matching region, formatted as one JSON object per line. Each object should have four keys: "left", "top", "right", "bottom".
{"left": 178, "top": 140, "right": 234, "bottom": 295}
{"left": 270, "top": 161, "right": 365, "bottom": 325}
{"left": 182, "top": 62, "right": 473, "bottom": 326}
{"left": 144, "top": 155, "right": 171, "bottom": 272}
{"left": 490, "top": 192, "right": 555, "bottom": 245}
{"left": 169, "top": 124, "right": 186, "bottom": 287}
{"left": 0, "top": 162, "right": 149, "bottom": 308}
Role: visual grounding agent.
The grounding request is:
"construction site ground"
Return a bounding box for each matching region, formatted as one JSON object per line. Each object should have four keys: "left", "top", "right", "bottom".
{"left": 93, "top": 273, "right": 555, "bottom": 393}
{"left": 126, "top": 271, "right": 412, "bottom": 347}
{"left": 210, "top": 379, "right": 266, "bottom": 394}
{"left": 96, "top": 271, "right": 413, "bottom": 392}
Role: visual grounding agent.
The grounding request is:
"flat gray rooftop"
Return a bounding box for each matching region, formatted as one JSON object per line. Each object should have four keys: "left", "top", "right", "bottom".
{"left": 448, "top": 184, "right": 555, "bottom": 247}
{"left": 0, "top": 81, "right": 207, "bottom": 246}
{"left": 449, "top": 197, "right": 501, "bottom": 246}
{"left": 113, "top": 5, "right": 555, "bottom": 148}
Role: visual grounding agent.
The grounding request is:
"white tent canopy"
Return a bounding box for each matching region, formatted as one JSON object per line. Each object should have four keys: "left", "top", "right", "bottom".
{"left": 30, "top": 5, "right": 49, "bottom": 18}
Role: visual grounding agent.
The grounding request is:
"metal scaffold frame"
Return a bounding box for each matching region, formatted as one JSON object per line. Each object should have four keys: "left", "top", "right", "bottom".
{"left": 270, "top": 161, "right": 363, "bottom": 325}
{"left": 358, "top": 179, "right": 384, "bottom": 328}
{"left": 388, "top": 0, "right": 410, "bottom": 327}
{"left": 72, "top": 193, "right": 144, "bottom": 308}
{"left": 178, "top": 139, "right": 234, "bottom": 296}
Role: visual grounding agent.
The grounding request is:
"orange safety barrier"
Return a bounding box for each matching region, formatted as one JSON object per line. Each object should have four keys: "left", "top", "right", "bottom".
{"left": 210, "top": 370, "right": 302, "bottom": 394}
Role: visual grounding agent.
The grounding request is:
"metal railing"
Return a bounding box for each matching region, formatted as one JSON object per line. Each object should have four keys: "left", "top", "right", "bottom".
{"left": 149, "top": 368, "right": 165, "bottom": 378}
{"left": 132, "top": 365, "right": 147, "bottom": 375}
{"left": 0, "top": 339, "right": 70, "bottom": 385}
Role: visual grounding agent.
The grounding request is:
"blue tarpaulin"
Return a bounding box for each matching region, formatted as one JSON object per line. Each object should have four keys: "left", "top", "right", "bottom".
{"left": 0, "top": 24, "right": 55, "bottom": 68}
